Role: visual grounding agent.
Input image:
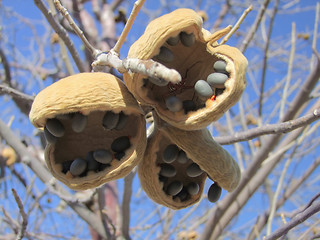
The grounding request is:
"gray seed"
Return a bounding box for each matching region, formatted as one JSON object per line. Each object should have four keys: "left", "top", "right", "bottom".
{"left": 176, "top": 150, "right": 189, "bottom": 164}
{"left": 46, "top": 118, "right": 65, "bottom": 137}
{"left": 208, "top": 182, "right": 222, "bottom": 203}
{"left": 86, "top": 151, "right": 100, "bottom": 171}
{"left": 182, "top": 100, "right": 196, "bottom": 114}
{"left": 103, "top": 111, "right": 119, "bottom": 130}
{"left": 93, "top": 149, "right": 113, "bottom": 164}
{"left": 175, "top": 188, "right": 188, "bottom": 201}
{"left": 71, "top": 112, "right": 88, "bottom": 133}
{"left": 167, "top": 35, "right": 180, "bottom": 46}
{"left": 155, "top": 46, "right": 174, "bottom": 63}
{"left": 187, "top": 182, "right": 200, "bottom": 195}
{"left": 115, "top": 112, "right": 129, "bottom": 130}
{"left": 70, "top": 158, "right": 87, "bottom": 176}
{"left": 56, "top": 113, "right": 74, "bottom": 120}
{"left": 159, "top": 164, "right": 176, "bottom": 178}
{"left": 44, "top": 126, "right": 57, "bottom": 144}
{"left": 194, "top": 80, "right": 214, "bottom": 98}
{"left": 162, "top": 144, "right": 179, "bottom": 163}
{"left": 148, "top": 77, "right": 169, "bottom": 86}
{"left": 166, "top": 181, "right": 183, "bottom": 196}
{"left": 213, "top": 60, "right": 227, "bottom": 73}
{"left": 165, "top": 96, "right": 183, "bottom": 112}
{"left": 207, "top": 72, "right": 228, "bottom": 88}
{"left": 180, "top": 32, "right": 195, "bottom": 47}
{"left": 111, "top": 136, "right": 131, "bottom": 153}
{"left": 186, "top": 163, "right": 203, "bottom": 177}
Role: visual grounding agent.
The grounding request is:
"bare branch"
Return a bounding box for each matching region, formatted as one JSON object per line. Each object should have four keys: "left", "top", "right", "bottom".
{"left": 11, "top": 188, "right": 28, "bottom": 240}
{"left": 0, "top": 84, "right": 34, "bottom": 104}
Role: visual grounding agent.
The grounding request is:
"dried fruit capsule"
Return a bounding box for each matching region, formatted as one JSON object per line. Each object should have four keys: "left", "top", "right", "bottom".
{"left": 186, "top": 163, "right": 203, "bottom": 177}
{"left": 213, "top": 60, "right": 227, "bottom": 73}
{"left": 187, "top": 182, "right": 199, "bottom": 195}
{"left": 93, "top": 149, "right": 113, "bottom": 164}
{"left": 111, "top": 136, "right": 131, "bottom": 153}
{"left": 180, "top": 32, "right": 195, "bottom": 47}
{"left": 162, "top": 144, "right": 179, "bottom": 163}
{"left": 159, "top": 164, "right": 176, "bottom": 178}
{"left": 208, "top": 182, "right": 222, "bottom": 203}
{"left": 71, "top": 112, "right": 88, "bottom": 133}
{"left": 46, "top": 118, "right": 65, "bottom": 137}
{"left": 207, "top": 73, "right": 228, "bottom": 89}
{"left": 155, "top": 47, "right": 174, "bottom": 63}
{"left": 166, "top": 181, "right": 183, "bottom": 196}
{"left": 165, "top": 96, "right": 183, "bottom": 112}
{"left": 194, "top": 80, "right": 213, "bottom": 98}
{"left": 103, "top": 111, "right": 119, "bottom": 130}
{"left": 70, "top": 158, "right": 87, "bottom": 176}
{"left": 44, "top": 126, "right": 57, "bottom": 144}
{"left": 115, "top": 112, "right": 129, "bottom": 130}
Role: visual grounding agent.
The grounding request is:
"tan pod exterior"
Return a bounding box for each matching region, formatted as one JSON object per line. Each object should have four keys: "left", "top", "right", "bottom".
{"left": 138, "top": 124, "right": 240, "bottom": 209}
{"left": 124, "top": 8, "right": 247, "bottom": 130}
{"left": 29, "top": 72, "right": 146, "bottom": 190}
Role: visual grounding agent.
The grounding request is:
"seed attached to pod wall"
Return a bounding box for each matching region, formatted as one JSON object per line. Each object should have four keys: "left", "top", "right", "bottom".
{"left": 166, "top": 181, "right": 183, "bottom": 196}
{"left": 176, "top": 150, "right": 189, "bottom": 164}
{"left": 115, "top": 151, "right": 125, "bottom": 160}
{"left": 70, "top": 158, "right": 87, "bottom": 176}
{"left": 71, "top": 112, "right": 88, "bottom": 133}
{"left": 86, "top": 151, "right": 100, "bottom": 171}
{"left": 103, "top": 111, "right": 119, "bottom": 130}
{"left": 213, "top": 60, "right": 227, "bottom": 73}
{"left": 44, "top": 126, "right": 58, "bottom": 144}
{"left": 182, "top": 100, "right": 197, "bottom": 114}
{"left": 155, "top": 46, "right": 174, "bottom": 63}
{"left": 194, "top": 80, "right": 214, "bottom": 98}
{"left": 111, "top": 136, "right": 131, "bottom": 153}
{"left": 180, "top": 32, "right": 195, "bottom": 47}
{"left": 46, "top": 118, "right": 65, "bottom": 137}
{"left": 159, "top": 164, "right": 177, "bottom": 178}
{"left": 115, "top": 112, "right": 129, "bottom": 130}
{"left": 207, "top": 73, "right": 228, "bottom": 89}
{"left": 175, "top": 188, "right": 188, "bottom": 201}
{"left": 187, "top": 182, "right": 200, "bottom": 195}
{"left": 208, "top": 182, "right": 222, "bottom": 203}
{"left": 162, "top": 144, "right": 179, "bottom": 163}
{"left": 167, "top": 35, "right": 180, "bottom": 46}
{"left": 165, "top": 96, "right": 183, "bottom": 112}
{"left": 93, "top": 149, "right": 113, "bottom": 164}
{"left": 186, "top": 163, "right": 203, "bottom": 177}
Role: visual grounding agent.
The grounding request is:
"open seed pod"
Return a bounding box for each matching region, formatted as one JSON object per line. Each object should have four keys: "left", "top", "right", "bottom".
{"left": 138, "top": 121, "right": 240, "bottom": 209}
{"left": 29, "top": 72, "right": 146, "bottom": 190}
{"left": 124, "top": 8, "right": 248, "bottom": 130}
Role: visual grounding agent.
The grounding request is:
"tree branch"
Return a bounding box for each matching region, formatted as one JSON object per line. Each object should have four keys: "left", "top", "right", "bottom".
{"left": 0, "top": 84, "right": 34, "bottom": 104}
{"left": 12, "top": 188, "right": 28, "bottom": 240}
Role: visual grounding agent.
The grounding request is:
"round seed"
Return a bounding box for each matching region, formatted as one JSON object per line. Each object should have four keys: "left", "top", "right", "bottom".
{"left": 180, "top": 32, "right": 195, "bottom": 47}
{"left": 111, "top": 136, "right": 131, "bottom": 153}
{"left": 159, "top": 164, "right": 176, "bottom": 178}
{"left": 103, "top": 111, "right": 119, "bottom": 130}
{"left": 44, "top": 126, "right": 58, "bottom": 144}
{"left": 194, "top": 80, "right": 214, "bottom": 98}
{"left": 166, "top": 181, "right": 183, "bottom": 196}
{"left": 93, "top": 149, "right": 113, "bottom": 164}
{"left": 62, "top": 160, "right": 73, "bottom": 174}
{"left": 187, "top": 182, "right": 200, "bottom": 195}
{"left": 159, "top": 175, "right": 168, "bottom": 183}
{"left": 186, "top": 163, "right": 203, "bottom": 178}
{"left": 86, "top": 151, "right": 100, "bottom": 171}
{"left": 176, "top": 150, "right": 189, "bottom": 164}
{"left": 115, "top": 151, "right": 125, "bottom": 161}
{"left": 115, "top": 112, "right": 129, "bottom": 130}
{"left": 213, "top": 60, "right": 227, "bottom": 73}
{"left": 46, "top": 118, "right": 65, "bottom": 137}
{"left": 175, "top": 188, "right": 188, "bottom": 201}
{"left": 148, "top": 77, "right": 169, "bottom": 86}
{"left": 71, "top": 112, "right": 88, "bottom": 133}
{"left": 165, "top": 96, "right": 183, "bottom": 112}
{"left": 162, "top": 144, "right": 179, "bottom": 163}
{"left": 167, "top": 35, "right": 180, "bottom": 46}
{"left": 182, "top": 100, "right": 196, "bottom": 114}
{"left": 70, "top": 158, "right": 87, "bottom": 176}
{"left": 208, "top": 182, "right": 222, "bottom": 203}
{"left": 207, "top": 72, "right": 228, "bottom": 88}
{"left": 56, "top": 113, "right": 74, "bottom": 120}
{"left": 155, "top": 46, "right": 174, "bottom": 63}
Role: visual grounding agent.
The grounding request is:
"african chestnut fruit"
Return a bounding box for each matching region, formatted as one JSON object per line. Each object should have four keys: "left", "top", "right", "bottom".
{"left": 124, "top": 8, "right": 248, "bottom": 130}
{"left": 29, "top": 72, "right": 146, "bottom": 190}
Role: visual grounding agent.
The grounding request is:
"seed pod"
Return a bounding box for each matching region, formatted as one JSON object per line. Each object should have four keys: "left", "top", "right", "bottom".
{"left": 70, "top": 158, "right": 87, "bottom": 176}
{"left": 71, "top": 112, "right": 88, "bottom": 133}
{"left": 208, "top": 182, "right": 222, "bottom": 203}
{"left": 29, "top": 72, "right": 146, "bottom": 190}
{"left": 46, "top": 118, "right": 65, "bottom": 137}
{"left": 124, "top": 8, "right": 247, "bottom": 130}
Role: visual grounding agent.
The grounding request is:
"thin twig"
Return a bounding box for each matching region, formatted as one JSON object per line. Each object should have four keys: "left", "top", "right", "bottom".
{"left": 311, "top": 2, "right": 319, "bottom": 71}
{"left": 112, "top": 0, "right": 145, "bottom": 55}
{"left": 0, "top": 84, "right": 34, "bottom": 103}
{"left": 215, "top": 108, "right": 320, "bottom": 145}
{"left": 219, "top": 5, "right": 253, "bottom": 45}
{"left": 12, "top": 188, "right": 28, "bottom": 240}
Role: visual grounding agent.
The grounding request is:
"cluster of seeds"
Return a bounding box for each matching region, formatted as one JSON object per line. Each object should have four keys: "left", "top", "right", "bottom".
{"left": 140, "top": 31, "right": 230, "bottom": 115}
{"left": 43, "top": 111, "right": 132, "bottom": 178}
{"left": 157, "top": 143, "right": 222, "bottom": 203}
